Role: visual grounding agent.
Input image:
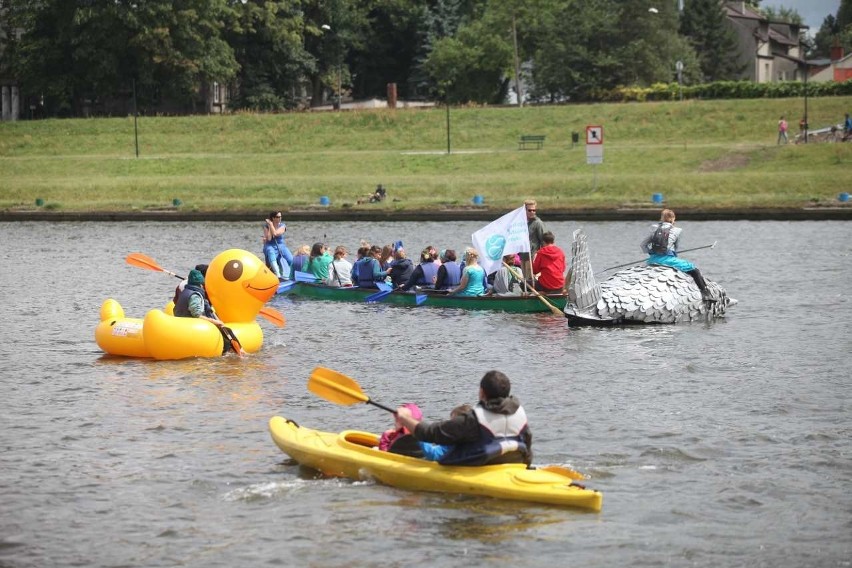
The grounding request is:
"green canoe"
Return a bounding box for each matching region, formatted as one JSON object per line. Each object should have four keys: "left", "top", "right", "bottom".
{"left": 281, "top": 282, "right": 567, "bottom": 313}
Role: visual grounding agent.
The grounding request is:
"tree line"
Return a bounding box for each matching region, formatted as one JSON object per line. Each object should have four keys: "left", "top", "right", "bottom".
{"left": 1, "top": 0, "right": 849, "bottom": 118}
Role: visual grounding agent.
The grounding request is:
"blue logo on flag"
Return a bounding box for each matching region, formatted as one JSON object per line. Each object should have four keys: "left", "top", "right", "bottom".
{"left": 485, "top": 234, "right": 505, "bottom": 261}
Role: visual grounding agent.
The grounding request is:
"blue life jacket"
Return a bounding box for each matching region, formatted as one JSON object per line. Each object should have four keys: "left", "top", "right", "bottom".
{"left": 418, "top": 262, "right": 439, "bottom": 287}
{"left": 437, "top": 262, "right": 461, "bottom": 290}
{"left": 291, "top": 254, "right": 308, "bottom": 273}
{"left": 356, "top": 257, "right": 382, "bottom": 288}
{"left": 438, "top": 406, "right": 530, "bottom": 466}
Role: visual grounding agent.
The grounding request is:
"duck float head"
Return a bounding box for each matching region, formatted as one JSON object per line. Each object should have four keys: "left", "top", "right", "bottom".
{"left": 205, "top": 249, "right": 280, "bottom": 322}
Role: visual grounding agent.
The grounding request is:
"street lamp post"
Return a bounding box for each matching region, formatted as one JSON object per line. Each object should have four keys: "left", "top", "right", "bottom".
{"left": 321, "top": 24, "right": 342, "bottom": 111}
{"left": 802, "top": 61, "right": 809, "bottom": 144}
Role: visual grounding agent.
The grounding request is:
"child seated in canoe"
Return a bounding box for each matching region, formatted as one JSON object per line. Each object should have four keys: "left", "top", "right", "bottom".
{"left": 380, "top": 404, "right": 471, "bottom": 461}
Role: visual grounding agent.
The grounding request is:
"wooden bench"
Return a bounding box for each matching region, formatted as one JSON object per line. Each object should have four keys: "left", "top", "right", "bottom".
{"left": 519, "top": 135, "right": 545, "bottom": 150}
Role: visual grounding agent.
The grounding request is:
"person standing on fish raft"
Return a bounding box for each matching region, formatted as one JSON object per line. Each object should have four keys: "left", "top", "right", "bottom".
{"left": 640, "top": 209, "right": 714, "bottom": 303}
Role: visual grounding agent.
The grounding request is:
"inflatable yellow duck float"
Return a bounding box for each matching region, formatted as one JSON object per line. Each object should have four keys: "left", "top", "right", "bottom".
{"left": 95, "top": 249, "right": 280, "bottom": 359}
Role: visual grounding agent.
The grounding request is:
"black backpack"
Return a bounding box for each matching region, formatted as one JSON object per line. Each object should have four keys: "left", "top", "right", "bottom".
{"left": 650, "top": 223, "right": 670, "bottom": 254}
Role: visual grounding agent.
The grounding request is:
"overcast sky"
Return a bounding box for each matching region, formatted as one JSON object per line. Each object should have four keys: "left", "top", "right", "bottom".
{"left": 760, "top": 0, "right": 840, "bottom": 31}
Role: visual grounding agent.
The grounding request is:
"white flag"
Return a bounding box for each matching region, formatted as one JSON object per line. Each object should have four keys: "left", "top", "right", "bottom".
{"left": 471, "top": 205, "right": 530, "bottom": 274}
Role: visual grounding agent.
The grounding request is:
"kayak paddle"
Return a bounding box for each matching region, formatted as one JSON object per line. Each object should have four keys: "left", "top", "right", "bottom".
{"left": 125, "top": 252, "right": 286, "bottom": 327}
{"left": 308, "top": 367, "right": 396, "bottom": 413}
{"left": 365, "top": 289, "right": 393, "bottom": 303}
{"left": 294, "top": 270, "right": 318, "bottom": 283}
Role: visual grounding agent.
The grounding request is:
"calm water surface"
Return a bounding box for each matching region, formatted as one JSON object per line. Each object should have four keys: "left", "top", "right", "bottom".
{"left": 0, "top": 220, "right": 850, "bottom": 568}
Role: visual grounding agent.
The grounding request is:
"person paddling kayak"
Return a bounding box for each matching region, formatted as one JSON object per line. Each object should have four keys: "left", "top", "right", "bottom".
{"left": 395, "top": 370, "right": 532, "bottom": 466}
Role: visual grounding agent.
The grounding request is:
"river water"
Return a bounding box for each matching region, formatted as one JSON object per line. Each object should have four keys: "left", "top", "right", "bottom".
{"left": 0, "top": 219, "right": 850, "bottom": 568}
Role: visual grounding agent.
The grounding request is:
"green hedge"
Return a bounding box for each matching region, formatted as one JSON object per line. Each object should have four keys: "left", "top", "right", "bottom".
{"left": 599, "top": 79, "right": 852, "bottom": 102}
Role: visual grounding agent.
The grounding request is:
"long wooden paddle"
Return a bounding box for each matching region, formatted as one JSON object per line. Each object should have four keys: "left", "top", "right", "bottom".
{"left": 600, "top": 241, "right": 718, "bottom": 273}
{"left": 308, "top": 367, "right": 396, "bottom": 413}
{"left": 502, "top": 261, "right": 564, "bottom": 316}
{"left": 125, "top": 253, "right": 286, "bottom": 327}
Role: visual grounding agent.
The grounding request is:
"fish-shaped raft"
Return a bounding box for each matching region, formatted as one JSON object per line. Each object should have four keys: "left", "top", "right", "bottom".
{"left": 563, "top": 229, "right": 737, "bottom": 326}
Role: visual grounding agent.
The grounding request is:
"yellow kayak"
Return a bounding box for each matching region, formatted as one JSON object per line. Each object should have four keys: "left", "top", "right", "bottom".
{"left": 268, "top": 416, "right": 602, "bottom": 511}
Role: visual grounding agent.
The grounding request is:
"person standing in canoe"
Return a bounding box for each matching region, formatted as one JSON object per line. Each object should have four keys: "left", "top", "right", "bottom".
{"left": 262, "top": 211, "right": 292, "bottom": 281}
{"left": 395, "top": 370, "right": 532, "bottom": 466}
{"left": 641, "top": 208, "right": 713, "bottom": 302}
{"left": 520, "top": 199, "right": 547, "bottom": 283}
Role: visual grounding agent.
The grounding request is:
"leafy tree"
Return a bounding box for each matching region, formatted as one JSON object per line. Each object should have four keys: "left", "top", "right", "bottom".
{"left": 680, "top": 0, "right": 744, "bottom": 82}
{"left": 226, "top": 1, "right": 312, "bottom": 111}
{"left": 760, "top": 6, "right": 803, "bottom": 25}
{"left": 3, "top": 0, "right": 238, "bottom": 116}
{"left": 425, "top": 18, "right": 512, "bottom": 103}
{"left": 347, "top": 0, "right": 430, "bottom": 100}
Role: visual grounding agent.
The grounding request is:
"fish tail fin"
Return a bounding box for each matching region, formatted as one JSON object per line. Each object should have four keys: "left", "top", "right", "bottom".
{"left": 568, "top": 229, "right": 602, "bottom": 311}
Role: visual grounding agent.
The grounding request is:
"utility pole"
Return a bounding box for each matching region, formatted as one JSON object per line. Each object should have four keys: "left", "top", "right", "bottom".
{"left": 511, "top": 12, "right": 523, "bottom": 107}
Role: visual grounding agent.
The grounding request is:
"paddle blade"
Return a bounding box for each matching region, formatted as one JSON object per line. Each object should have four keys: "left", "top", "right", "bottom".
{"left": 415, "top": 294, "right": 428, "bottom": 306}
{"left": 221, "top": 326, "right": 245, "bottom": 358}
{"left": 259, "top": 306, "right": 286, "bottom": 327}
{"left": 126, "top": 253, "right": 162, "bottom": 272}
{"left": 376, "top": 281, "right": 393, "bottom": 292}
{"left": 277, "top": 280, "right": 295, "bottom": 294}
{"left": 126, "top": 253, "right": 181, "bottom": 279}
{"left": 308, "top": 367, "right": 369, "bottom": 406}
{"left": 294, "top": 271, "right": 318, "bottom": 283}
{"left": 365, "top": 290, "right": 392, "bottom": 303}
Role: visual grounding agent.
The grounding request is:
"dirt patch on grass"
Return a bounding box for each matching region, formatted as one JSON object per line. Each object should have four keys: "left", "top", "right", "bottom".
{"left": 698, "top": 153, "right": 750, "bottom": 172}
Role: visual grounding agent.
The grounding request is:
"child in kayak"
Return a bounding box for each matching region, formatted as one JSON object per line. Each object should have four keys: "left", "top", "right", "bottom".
{"left": 380, "top": 404, "right": 472, "bottom": 461}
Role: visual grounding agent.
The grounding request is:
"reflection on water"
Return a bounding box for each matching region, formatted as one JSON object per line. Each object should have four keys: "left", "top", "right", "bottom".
{"left": 1, "top": 220, "right": 851, "bottom": 567}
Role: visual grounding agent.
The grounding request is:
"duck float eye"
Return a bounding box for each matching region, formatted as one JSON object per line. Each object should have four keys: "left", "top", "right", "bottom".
{"left": 223, "top": 260, "right": 243, "bottom": 282}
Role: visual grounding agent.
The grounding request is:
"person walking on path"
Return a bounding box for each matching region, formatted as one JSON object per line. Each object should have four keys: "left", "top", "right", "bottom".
{"left": 777, "top": 116, "right": 788, "bottom": 145}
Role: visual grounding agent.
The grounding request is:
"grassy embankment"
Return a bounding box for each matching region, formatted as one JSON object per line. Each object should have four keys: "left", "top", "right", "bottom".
{"left": 1, "top": 97, "right": 850, "bottom": 213}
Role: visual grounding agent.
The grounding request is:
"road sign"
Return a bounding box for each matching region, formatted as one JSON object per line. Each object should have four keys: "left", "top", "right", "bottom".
{"left": 586, "top": 144, "right": 603, "bottom": 165}
{"left": 586, "top": 125, "right": 603, "bottom": 145}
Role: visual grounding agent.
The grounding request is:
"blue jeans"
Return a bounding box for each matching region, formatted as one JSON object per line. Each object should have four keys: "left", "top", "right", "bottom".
{"left": 264, "top": 242, "right": 293, "bottom": 279}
